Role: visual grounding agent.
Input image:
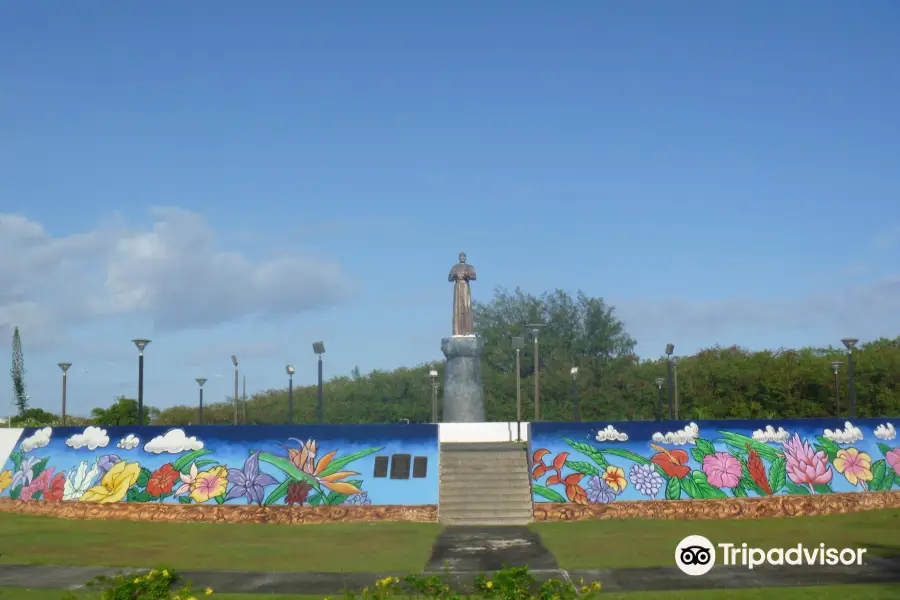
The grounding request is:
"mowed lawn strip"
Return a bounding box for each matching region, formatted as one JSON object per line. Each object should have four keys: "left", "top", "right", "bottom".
{"left": 531, "top": 508, "right": 900, "bottom": 570}
{"left": 0, "top": 513, "right": 441, "bottom": 572}
{"left": 3, "top": 585, "right": 900, "bottom": 600}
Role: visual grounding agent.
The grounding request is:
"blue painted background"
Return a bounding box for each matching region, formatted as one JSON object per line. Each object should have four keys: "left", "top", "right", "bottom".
{"left": 529, "top": 418, "right": 900, "bottom": 504}
{"left": 0, "top": 424, "right": 438, "bottom": 506}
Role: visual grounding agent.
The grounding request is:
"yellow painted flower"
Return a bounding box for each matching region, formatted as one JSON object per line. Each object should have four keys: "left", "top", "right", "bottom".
{"left": 190, "top": 466, "right": 228, "bottom": 503}
{"left": 601, "top": 465, "right": 627, "bottom": 493}
{"left": 833, "top": 448, "right": 873, "bottom": 488}
{"left": 79, "top": 461, "right": 140, "bottom": 503}
{"left": 0, "top": 470, "right": 12, "bottom": 494}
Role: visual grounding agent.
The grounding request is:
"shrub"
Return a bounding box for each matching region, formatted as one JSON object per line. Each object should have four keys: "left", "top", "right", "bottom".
{"left": 63, "top": 568, "right": 213, "bottom": 600}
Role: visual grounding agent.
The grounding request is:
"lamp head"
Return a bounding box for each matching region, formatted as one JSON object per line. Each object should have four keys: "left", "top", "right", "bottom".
{"left": 231, "top": 355, "right": 238, "bottom": 367}
{"left": 196, "top": 377, "right": 207, "bottom": 387}
{"left": 830, "top": 361, "right": 842, "bottom": 373}
{"left": 655, "top": 377, "right": 665, "bottom": 388}
{"left": 840, "top": 338, "right": 858, "bottom": 351}
{"left": 132, "top": 339, "right": 151, "bottom": 353}
{"left": 312, "top": 341, "right": 325, "bottom": 355}
{"left": 429, "top": 369, "right": 438, "bottom": 378}
{"left": 665, "top": 343, "right": 674, "bottom": 356}
{"left": 570, "top": 366, "right": 578, "bottom": 377}
{"left": 58, "top": 362, "right": 72, "bottom": 373}
{"left": 286, "top": 365, "right": 295, "bottom": 376}
{"left": 526, "top": 324, "right": 544, "bottom": 339}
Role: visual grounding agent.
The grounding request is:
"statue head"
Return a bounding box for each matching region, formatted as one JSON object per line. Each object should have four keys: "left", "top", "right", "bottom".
{"left": 459, "top": 252, "right": 467, "bottom": 263}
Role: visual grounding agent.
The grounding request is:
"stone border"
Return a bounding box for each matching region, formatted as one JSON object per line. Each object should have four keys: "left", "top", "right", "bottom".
{"left": 0, "top": 498, "right": 438, "bottom": 524}
{"left": 532, "top": 490, "right": 900, "bottom": 521}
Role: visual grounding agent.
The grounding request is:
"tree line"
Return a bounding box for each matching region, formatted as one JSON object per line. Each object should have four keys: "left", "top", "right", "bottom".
{"left": 10, "top": 289, "right": 900, "bottom": 428}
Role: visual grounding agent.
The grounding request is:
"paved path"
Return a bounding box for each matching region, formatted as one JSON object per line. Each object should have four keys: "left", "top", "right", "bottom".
{"left": 426, "top": 526, "right": 558, "bottom": 572}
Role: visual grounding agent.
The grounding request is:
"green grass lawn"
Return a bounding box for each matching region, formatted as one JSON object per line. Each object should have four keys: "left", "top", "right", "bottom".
{"left": 0, "top": 513, "right": 441, "bottom": 572}
{"left": 532, "top": 508, "right": 900, "bottom": 570}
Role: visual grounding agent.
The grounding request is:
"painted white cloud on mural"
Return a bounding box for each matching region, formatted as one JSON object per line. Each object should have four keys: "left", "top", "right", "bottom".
{"left": 651, "top": 422, "right": 699, "bottom": 446}
{"left": 116, "top": 434, "right": 140, "bottom": 450}
{"left": 143, "top": 429, "right": 204, "bottom": 454}
{"left": 823, "top": 422, "right": 864, "bottom": 445}
{"left": 874, "top": 423, "right": 896, "bottom": 441}
{"left": 751, "top": 425, "right": 790, "bottom": 444}
{"left": 595, "top": 425, "right": 628, "bottom": 442}
{"left": 65, "top": 426, "right": 110, "bottom": 450}
{"left": 20, "top": 427, "right": 52, "bottom": 452}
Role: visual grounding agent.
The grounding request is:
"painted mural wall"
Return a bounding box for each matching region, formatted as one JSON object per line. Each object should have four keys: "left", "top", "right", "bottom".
{"left": 0, "top": 425, "right": 438, "bottom": 507}
{"left": 529, "top": 419, "right": 900, "bottom": 504}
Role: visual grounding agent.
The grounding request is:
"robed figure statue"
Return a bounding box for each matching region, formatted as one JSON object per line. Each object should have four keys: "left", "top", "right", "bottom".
{"left": 448, "top": 252, "right": 477, "bottom": 336}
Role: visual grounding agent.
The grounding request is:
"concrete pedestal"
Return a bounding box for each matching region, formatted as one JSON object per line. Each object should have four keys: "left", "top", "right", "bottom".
{"left": 441, "top": 335, "right": 485, "bottom": 423}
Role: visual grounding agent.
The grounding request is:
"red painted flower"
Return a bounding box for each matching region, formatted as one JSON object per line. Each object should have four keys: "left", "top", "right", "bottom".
{"left": 547, "top": 472, "right": 589, "bottom": 504}
{"left": 649, "top": 443, "right": 691, "bottom": 479}
{"left": 147, "top": 464, "right": 179, "bottom": 497}
{"left": 43, "top": 473, "right": 66, "bottom": 501}
{"left": 286, "top": 481, "right": 313, "bottom": 505}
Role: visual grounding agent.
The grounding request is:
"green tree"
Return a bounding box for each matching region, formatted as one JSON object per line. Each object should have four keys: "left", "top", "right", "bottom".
{"left": 10, "top": 327, "right": 27, "bottom": 415}
{"left": 91, "top": 396, "right": 159, "bottom": 426}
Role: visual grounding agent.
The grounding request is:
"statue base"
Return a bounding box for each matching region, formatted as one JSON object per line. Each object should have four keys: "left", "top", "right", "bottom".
{"left": 440, "top": 335, "right": 485, "bottom": 423}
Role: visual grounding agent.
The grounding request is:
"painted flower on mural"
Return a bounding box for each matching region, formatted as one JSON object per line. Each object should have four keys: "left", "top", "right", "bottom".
{"left": 190, "top": 466, "right": 228, "bottom": 503}
{"left": 44, "top": 473, "right": 65, "bottom": 501}
{"left": 224, "top": 452, "right": 278, "bottom": 505}
{"left": 284, "top": 439, "right": 363, "bottom": 495}
{"left": 63, "top": 460, "right": 100, "bottom": 501}
{"left": 601, "top": 466, "right": 627, "bottom": 494}
{"left": 173, "top": 463, "right": 200, "bottom": 497}
{"left": 586, "top": 476, "right": 617, "bottom": 504}
{"left": 346, "top": 491, "right": 372, "bottom": 506}
{"left": 80, "top": 461, "right": 141, "bottom": 503}
{"left": 746, "top": 445, "right": 773, "bottom": 495}
{"left": 782, "top": 433, "right": 833, "bottom": 493}
{"left": 146, "top": 464, "right": 180, "bottom": 498}
{"left": 11, "top": 455, "right": 40, "bottom": 489}
{"left": 648, "top": 443, "right": 691, "bottom": 479}
{"left": 702, "top": 452, "right": 742, "bottom": 489}
{"left": 887, "top": 449, "right": 900, "bottom": 477}
{"left": 547, "top": 471, "right": 589, "bottom": 504}
{"left": 531, "top": 449, "right": 567, "bottom": 481}
{"left": 833, "top": 448, "right": 873, "bottom": 489}
{"left": 285, "top": 480, "right": 313, "bottom": 505}
{"left": 629, "top": 464, "right": 664, "bottom": 497}
{"left": 95, "top": 454, "right": 122, "bottom": 477}
{"left": 19, "top": 467, "right": 55, "bottom": 501}
{"left": 0, "top": 470, "right": 11, "bottom": 494}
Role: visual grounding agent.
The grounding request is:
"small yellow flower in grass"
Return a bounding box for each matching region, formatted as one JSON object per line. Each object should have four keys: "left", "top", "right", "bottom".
{"left": 591, "top": 581, "right": 601, "bottom": 591}
{"left": 486, "top": 581, "right": 494, "bottom": 589}
{"left": 162, "top": 569, "right": 170, "bottom": 577}
{"left": 133, "top": 578, "right": 141, "bottom": 584}
{"left": 204, "top": 587, "right": 213, "bottom": 595}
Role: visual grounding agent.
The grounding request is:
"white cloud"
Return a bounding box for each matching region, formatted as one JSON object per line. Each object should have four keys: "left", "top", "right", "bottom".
{"left": 595, "top": 425, "right": 628, "bottom": 442}
{"left": 116, "top": 434, "right": 140, "bottom": 450}
{"left": 823, "top": 421, "right": 864, "bottom": 445}
{"left": 65, "top": 426, "right": 110, "bottom": 450}
{"left": 651, "top": 422, "right": 699, "bottom": 446}
{"left": 143, "top": 429, "right": 204, "bottom": 454}
{"left": 874, "top": 423, "right": 896, "bottom": 441}
{"left": 751, "top": 425, "right": 791, "bottom": 444}
{"left": 20, "top": 427, "right": 52, "bottom": 452}
{"left": 0, "top": 208, "right": 354, "bottom": 342}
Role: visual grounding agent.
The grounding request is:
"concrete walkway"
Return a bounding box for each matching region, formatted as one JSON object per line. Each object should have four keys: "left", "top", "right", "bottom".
{"left": 2, "top": 558, "right": 900, "bottom": 595}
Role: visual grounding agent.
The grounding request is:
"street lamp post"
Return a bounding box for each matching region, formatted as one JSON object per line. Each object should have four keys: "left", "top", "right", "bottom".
{"left": 132, "top": 339, "right": 151, "bottom": 426}
{"left": 231, "top": 355, "right": 239, "bottom": 425}
{"left": 195, "top": 378, "right": 207, "bottom": 424}
{"left": 527, "top": 324, "right": 545, "bottom": 421}
{"left": 830, "top": 361, "right": 841, "bottom": 418}
{"left": 665, "top": 344, "right": 675, "bottom": 420}
{"left": 313, "top": 342, "right": 325, "bottom": 424}
{"left": 512, "top": 336, "right": 525, "bottom": 441}
{"left": 571, "top": 367, "right": 580, "bottom": 421}
{"left": 672, "top": 356, "right": 680, "bottom": 419}
{"left": 655, "top": 377, "right": 665, "bottom": 421}
{"left": 841, "top": 338, "right": 858, "bottom": 417}
{"left": 286, "top": 365, "right": 295, "bottom": 423}
{"left": 58, "top": 362, "right": 72, "bottom": 426}
{"left": 429, "top": 369, "right": 439, "bottom": 423}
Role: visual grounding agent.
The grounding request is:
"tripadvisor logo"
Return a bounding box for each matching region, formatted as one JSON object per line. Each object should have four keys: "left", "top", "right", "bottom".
{"left": 675, "top": 535, "right": 868, "bottom": 575}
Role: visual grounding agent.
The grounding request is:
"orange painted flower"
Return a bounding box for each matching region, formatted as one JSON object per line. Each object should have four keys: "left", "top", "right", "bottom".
{"left": 43, "top": 473, "right": 66, "bottom": 501}
{"left": 601, "top": 466, "right": 627, "bottom": 493}
{"left": 649, "top": 443, "right": 691, "bottom": 479}
{"left": 147, "top": 464, "right": 179, "bottom": 497}
{"left": 285, "top": 438, "right": 362, "bottom": 495}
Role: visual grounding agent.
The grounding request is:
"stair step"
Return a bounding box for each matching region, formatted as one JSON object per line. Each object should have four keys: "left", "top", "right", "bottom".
{"left": 440, "top": 516, "right": 533, "bottom": 525}
{"left": 440, "top": 459, "right": 529, "bottom": 469}
{"left": 439, "top": 489, "right": 532, "bottom": 501}
{"left": 440, "top": 442, "right": 528, "bottom": 452}
{"left": 440, "top": 472, "right": 529, "bottom": 483}
{"left": 439, "top": 508, "right": 534, "bottom": 520}
{"left": 439, "top": 500, "right": 533, "bottom": 511}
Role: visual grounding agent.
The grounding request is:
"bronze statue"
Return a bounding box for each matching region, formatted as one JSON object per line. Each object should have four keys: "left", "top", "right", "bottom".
{"left": 448, "top": 252, "right": 477, "bottom": 335}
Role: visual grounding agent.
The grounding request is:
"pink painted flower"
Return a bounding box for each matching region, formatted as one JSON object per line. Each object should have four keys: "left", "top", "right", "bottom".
{"left": 702, "top": 452, "right": 742, "bottom": 488}
{"left": 19, "top": 467, "right": 55, "bottom": 501}
{"left": 886, "top": 449, "right": 900, "bottom": 478}
{"left": 782, "top": 433, "right": 832, "bottom": 493}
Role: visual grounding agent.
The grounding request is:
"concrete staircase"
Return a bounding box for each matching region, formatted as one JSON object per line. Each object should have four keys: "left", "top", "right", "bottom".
{"left": 438, "top": 442, "right": 534, "bottom": 526}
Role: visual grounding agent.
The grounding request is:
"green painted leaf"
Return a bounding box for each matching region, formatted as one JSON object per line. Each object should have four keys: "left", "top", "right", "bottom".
{"left": 889, "top": 471, "right": 899, "bottom": 490}
{"left": 717, "top": 431, "right": 780, "bottom": 462}
{"left": 214, "top": 495, "right": 226, "bottom": 504}
{"left": 178, "top": 495, "right": 192, "bottom": 504}
{"left": 317, "top": 447, "right": 383, "bottom": 478}
{"left": 8, "top": 484, "right": 22, "bottom": 500}
{"left": 563, "top": 439, "right": 609, "bottom": 469}
{"left": 194, "top": 459, "right": 218, "bottom": 469}
{"left": 9, "top": 451, "right": 22, "bottom": 472}
{"left": 665, "top": 476, "right": 682, "bottom": 500}
{"left": 784, "top": 481, "right": 811, "bottom": 495}
{"left": 32, "top": 490, "right": 42, "bottom": 500}
{"left": 813, "top": 484, "right": 833, "bottom": 494}
{"left": 565, "top": 460, "right": 600, "bottom": 476}
{"left": 814, "top": 436, "right": 840, "bottom": 462}
{"left": 135, "top": 490, "right": 154, "bottom": 502}
{"left": 695, "top": 438, "right": 716, "bottom": 458}
{"left": 126, "top": 487, "right": 142, "bottom": 502}
{"left": 680, "top": 475, "right": 701, "bottom": 499}
{"left": 257, "top": 453, "right": 322, "bottom": 492}
{"left": 876, "top": 443, "right": 893, "bottom": 458}
{"left": 533, "top": 485, "right": 567, "bottom": 503}
{"left": 30, "top": 457, "right": 50, "bottom": 481}
{"left": 309, "top": 492, "right": 323, "bottom": 506}
{"left": 768, "top": 457, "right": 787, "bottom": 494}
{"left": 172, "top": 449, "right": 212, "bottom": 473}
{"left": 324, "top": 480, "right": 363, "bottom": 505}
{"left": 870, "top": 460, "right": 889, "bottom": 491}
{"left": 732, "top": 483, "right": 748, "bottom": 497}
{"left": 136, "top": 467, "right": 152, "bottom": 489}
{"left": 690, "top": 448, "right": 706, "bottom": 464}
{"left": 691, "top": 471, "right": 728, "bottom": 499}
{"left": 263, "top": 479, "right": 291, "bottom": 506}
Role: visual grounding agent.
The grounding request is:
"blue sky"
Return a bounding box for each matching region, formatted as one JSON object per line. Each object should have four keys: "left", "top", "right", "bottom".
{"left": 1, "top": 1, "right": 899, "bottom": 417}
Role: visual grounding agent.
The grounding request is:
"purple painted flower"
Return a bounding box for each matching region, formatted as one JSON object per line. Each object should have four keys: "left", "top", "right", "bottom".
{"left": 11, "top": 456, "right": 40, "bottom": 489}
{"left": 346, "top": 491, "right": 371, "bottom": 506}
{"left": 586, "top": 476, "right": 617, "bottom": 504}
{"left": 629, "top": 464, "right": 664, "bottom": 497}
{"left": 95, "top": 454, "right": 122, "bottom": 477}
{"left": 224, "top": 451, "right": 278, "bottom": 505}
